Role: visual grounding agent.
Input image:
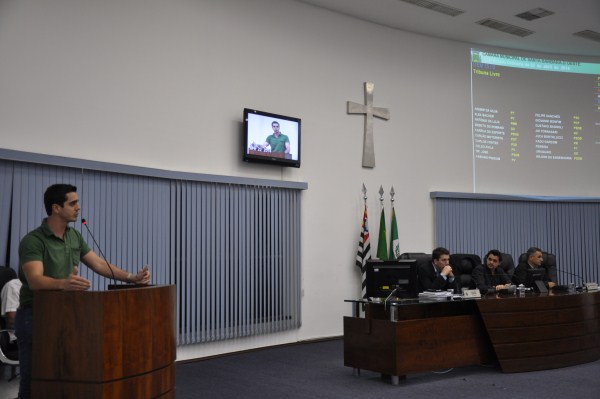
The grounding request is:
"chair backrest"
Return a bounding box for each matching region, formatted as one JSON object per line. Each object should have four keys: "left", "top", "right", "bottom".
{"left": 449, "top": 254, "right": 482, "bottom": 289}
{"left": 399, "top": 252, "right": 431, "bottom": 267}
{"left": 498, "top": 253, "right": 515, "bottom": 277}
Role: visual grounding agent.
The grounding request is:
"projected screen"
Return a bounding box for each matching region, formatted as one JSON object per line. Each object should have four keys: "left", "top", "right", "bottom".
{"left": 470, "top": 49, "right": 600, "bottom": 195}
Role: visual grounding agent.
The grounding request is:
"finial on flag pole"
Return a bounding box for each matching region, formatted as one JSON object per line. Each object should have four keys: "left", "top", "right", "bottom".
{"left": 376, "top": 185, "right": 388, "bottom": 260}
{"left": 362, "top": 183, "right": 367, "bottom": 203}
{"left": 390, "top": 186, "right": 395, "bottom": 204}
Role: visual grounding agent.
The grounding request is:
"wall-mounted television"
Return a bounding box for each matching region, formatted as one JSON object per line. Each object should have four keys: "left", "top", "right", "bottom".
{"left": 243, "top": 108, "right": 301, "bottom": 168}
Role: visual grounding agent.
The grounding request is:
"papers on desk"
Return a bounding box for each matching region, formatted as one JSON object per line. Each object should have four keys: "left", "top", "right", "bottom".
{"left": 418, "top": 290, "right": 452, "bottom": 301}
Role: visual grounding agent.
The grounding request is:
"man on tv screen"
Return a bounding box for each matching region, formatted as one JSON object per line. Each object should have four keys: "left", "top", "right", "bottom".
{"left": 263, "top": 121, "right": 290, "bottom": 154}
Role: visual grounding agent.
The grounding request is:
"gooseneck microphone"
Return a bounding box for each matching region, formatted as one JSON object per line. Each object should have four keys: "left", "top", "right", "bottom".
{"left": 81, "top": 218, "right": 118, "bottom": 286}
{"left": 557, "top": 268, "right": 585, "bottom": 289}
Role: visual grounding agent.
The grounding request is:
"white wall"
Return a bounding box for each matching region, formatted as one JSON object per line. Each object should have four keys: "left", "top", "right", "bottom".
{"left": 0, "top": 0, "right": 581, "bottom": 360}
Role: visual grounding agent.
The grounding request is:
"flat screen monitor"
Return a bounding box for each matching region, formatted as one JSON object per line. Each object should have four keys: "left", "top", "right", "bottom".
{"left": 243, "top": 108, "right": 301, "bottom": 168}
{"left": 365, "top": 259, "right": 418, "bottom": 299}
{"left": 525, "top": 267, "right": 547, "bottom": 292}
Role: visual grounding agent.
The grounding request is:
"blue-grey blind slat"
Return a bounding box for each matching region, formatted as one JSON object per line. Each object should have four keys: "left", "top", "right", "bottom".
{"left": 0, "top": 160, "right": 14, "bottom": 266}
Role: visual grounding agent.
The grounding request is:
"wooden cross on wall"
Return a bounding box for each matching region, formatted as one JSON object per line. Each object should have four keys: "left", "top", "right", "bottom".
{"left": 347, "top": 82, "right": 390, "bottom": 168}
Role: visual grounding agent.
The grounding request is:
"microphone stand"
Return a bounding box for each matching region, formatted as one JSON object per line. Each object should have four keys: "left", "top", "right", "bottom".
{"left": 81, "top": 218, "right": 118, "bottom": 287}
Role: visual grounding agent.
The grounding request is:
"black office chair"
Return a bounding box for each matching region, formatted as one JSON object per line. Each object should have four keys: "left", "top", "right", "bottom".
{"left": 498, "top": 252, "right": 515, "bottom": 277}
{"left": 0, "top": 266, "right": 19, "bottom": 381}
{"left": 449, "top": 254, "right": 482, "bottom": 289}
{"left": 399, "top": 252, "right": 431, "bottom": 266}
{"left": 518, "top": 251, "right": 557, "bottom": 282}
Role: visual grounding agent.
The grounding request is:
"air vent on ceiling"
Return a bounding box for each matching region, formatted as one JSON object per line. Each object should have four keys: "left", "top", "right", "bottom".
{"left": 476, "top": 18, "right": 534, "bottom": 37}
{"left": 515, "top": 8, "right": 554, "bottom": 21}
{"left": 399, "top": 0, "right": 465, "bottom": 17}
{"left": 573, "top": 30, "right": 600, "bottom": 43}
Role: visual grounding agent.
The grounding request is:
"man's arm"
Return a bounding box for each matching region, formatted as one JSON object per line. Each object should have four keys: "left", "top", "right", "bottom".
{"left": 284, "top": 141, "right": 290, "bottom": 154}
{"left": 512, "top": 264, "right": 527, "bottom": 285}
{"left": 417, "top": 263, "right": 433, "bottom": 291}
{"left": 81, "top": 251, "right": 150, "bottom": 284}
{"left": 21, "top": 261, "right": 91, "bottom": 291}
{"left": 471, "top": 266, "right": 491, "bottom": 293}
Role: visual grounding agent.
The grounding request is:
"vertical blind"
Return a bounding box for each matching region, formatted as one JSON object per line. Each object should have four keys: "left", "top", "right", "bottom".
{"left": 433, "top": 193, "right": 600, "bottom": 285}
{"left": 0, "top": 157, "right": 302, "bottom": 345}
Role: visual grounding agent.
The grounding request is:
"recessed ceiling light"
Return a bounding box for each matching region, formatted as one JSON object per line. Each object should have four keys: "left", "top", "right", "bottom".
{"left": 515, "top": 8, "right": 555, "bottom": 21}
{"left": 398, "top": 0, "right": 465, "bottom": 17}
{"left": 573, "top": 30, "right": 600, "bottom": 43}
{"left": 476, "top": 18, "right": 534, "bottom": 37}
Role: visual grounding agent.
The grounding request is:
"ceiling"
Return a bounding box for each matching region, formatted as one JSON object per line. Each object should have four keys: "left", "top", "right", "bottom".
{"left": 297, "top": 0, "right": 600, "bottom": 57}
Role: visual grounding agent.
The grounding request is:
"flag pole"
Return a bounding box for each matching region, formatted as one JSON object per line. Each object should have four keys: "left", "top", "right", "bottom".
{"left": 389, "top": 186, "right": 400, "bottom": 260}
{"left": 356, "top": 184, "right": 371, "bottom": 298}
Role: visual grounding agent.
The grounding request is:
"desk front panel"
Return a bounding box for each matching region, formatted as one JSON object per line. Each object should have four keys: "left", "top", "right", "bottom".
{"left": 476, "top": 291, "right": 600, "bottom": 373}
{"left": 344, "top": 300, "right": 494, "bottom": 376}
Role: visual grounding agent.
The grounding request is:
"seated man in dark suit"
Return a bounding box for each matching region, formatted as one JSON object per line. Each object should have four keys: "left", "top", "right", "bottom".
{"left": 471, "top": 250, "right": 512, "bottom": 294}
{"left": 417, "top": 247, "right": 458, "bottom": 292}
{"left": 513, "top": 246, "right": 556, "bottom": 288}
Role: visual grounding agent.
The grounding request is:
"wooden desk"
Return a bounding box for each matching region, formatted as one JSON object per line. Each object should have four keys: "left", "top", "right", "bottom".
{"left": 344, "top": 299, "right": 495, "bottom": 384}
{"left": 476, "top": 291, "right": 600, "bottom": 373}
{"left": 344, "top": 292, "right": 600, "bottom": 383}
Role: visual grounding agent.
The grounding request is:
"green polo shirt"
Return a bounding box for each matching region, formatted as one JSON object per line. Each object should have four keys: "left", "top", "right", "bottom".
{"left": 265, "top": 133, "right": 289, "bottom": 153}
{"left": 18, "top": 218, "right": 91, "bottom": 307}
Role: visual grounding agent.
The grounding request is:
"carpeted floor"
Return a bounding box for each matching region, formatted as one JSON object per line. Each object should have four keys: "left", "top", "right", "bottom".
{"left": 175, "top": 338, "right": 600, "bottom": 399}
{"left": 2, "top": 338, "right": 598, "bottom": 398}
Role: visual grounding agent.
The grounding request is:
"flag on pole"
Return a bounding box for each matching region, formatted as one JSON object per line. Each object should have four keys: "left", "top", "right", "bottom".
{"left": 376, "top": 207, "right": 388, "bottom": 260}
{"left": 355, "top": 204, "right": 371, "bottom": 298}
{"left": 389, "top": 206, "right": 399, "bottom": 259}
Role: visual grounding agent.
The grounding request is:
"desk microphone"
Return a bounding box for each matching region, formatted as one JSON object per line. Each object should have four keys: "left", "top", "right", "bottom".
{"left": 81, "top": 218, "right": 118, "bottom": 286}
{"left": 383, "top": 286, "right": 401, "bottom": 310}
{"left": 556, "top": 268, "right": 585, "bottom": 289}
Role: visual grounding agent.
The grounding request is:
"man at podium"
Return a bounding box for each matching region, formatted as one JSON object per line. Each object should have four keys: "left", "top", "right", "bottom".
{"left": 14, "top": 184, "right": 151, "bottom": 399}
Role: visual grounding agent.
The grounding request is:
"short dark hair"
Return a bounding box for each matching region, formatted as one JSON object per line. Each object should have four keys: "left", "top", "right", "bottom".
{"left": 485, "top": 249, "right": 503, "bottom": 262}
{"left": 526, "top": 247, "right": 542, "bottom": 259}
{"left": 272, "top": 121, "right": 280, "bottom": 127}
{"left": 432, "top": 247, "right": 450, "bottom": 261}
{"left": 44, "top": 184, "right": 77, "bottom": 216}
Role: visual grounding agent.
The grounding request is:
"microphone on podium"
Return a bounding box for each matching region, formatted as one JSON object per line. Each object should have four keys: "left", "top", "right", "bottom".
{"left": 81, "top": 218, "right": 118, "bottom": 286}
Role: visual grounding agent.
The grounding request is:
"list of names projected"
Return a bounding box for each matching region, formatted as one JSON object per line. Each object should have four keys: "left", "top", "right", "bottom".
{"left": 473, "top": 107, "right": 504, "bottom": 160}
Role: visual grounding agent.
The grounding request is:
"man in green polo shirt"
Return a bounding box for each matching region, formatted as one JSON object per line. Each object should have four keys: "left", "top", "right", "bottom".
{"left": 15, "top": 184, "right": 151, "bottom": 399}
{"left": 263, "top": 120, "right": 290, "bottom": 153}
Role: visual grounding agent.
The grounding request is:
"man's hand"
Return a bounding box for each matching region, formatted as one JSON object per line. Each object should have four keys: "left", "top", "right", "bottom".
{"left": 132, "top": 265, "right": 151, "bottom": 285}
{"left": 62, "top": 266, "right": 91, "bottom": 291}
{"left": 441, "top": 265, "right": 454, "bottom": 278}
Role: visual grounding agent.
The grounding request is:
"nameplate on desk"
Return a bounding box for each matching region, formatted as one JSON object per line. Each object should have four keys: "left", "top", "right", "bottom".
{"left": 585, "top": 282, "right": 598, "bottom": 291}
{"left": 462, "top": 289, "right": 481, "bottom": 299}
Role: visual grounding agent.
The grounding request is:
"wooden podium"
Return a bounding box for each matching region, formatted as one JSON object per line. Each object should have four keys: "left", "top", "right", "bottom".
{"left": 32, "top": 285, "right": 176, "bottom": 398}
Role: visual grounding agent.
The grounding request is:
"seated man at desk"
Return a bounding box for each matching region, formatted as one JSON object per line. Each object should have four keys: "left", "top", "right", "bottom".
{"left": 471, "top": 250, "right": 512, "bottom": 294}
{"left": 417, "top": 247, "right": 458, "bottom": 292}
{"left": 513, "top": 246, "right": 556, "bottom": 288}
